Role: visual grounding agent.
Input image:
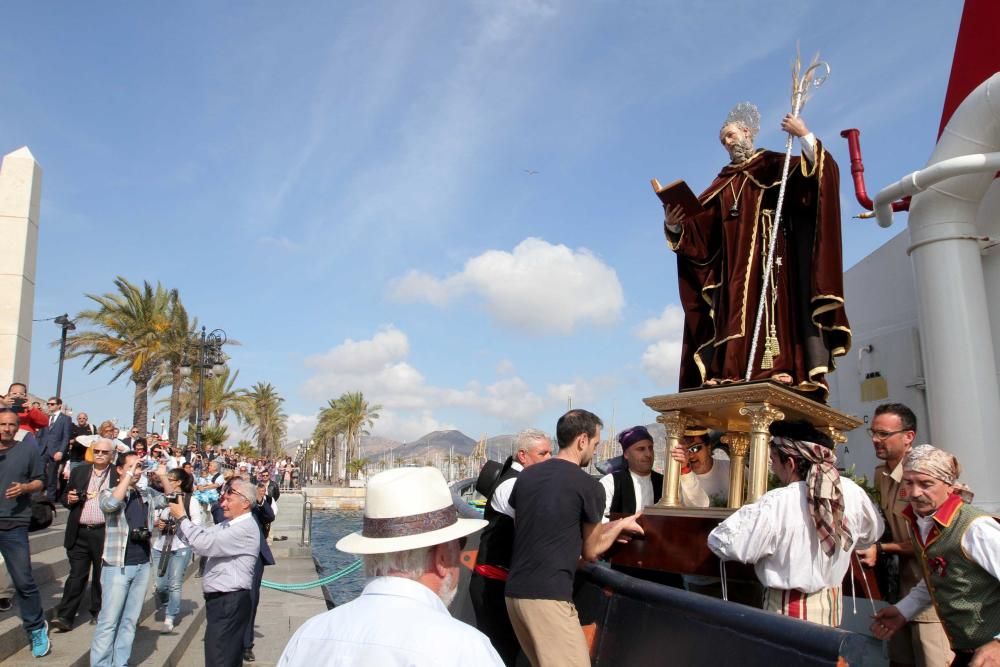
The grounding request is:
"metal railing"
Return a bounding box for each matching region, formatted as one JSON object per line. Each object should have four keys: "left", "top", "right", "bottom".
{"left": 300, "top": 499, "right": 313, "bottom": 546}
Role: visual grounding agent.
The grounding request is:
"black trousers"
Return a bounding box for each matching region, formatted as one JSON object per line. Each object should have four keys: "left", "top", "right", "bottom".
{"left": 205, "top": 589, "right": 251, "bottom": 667}
{"left": 44, "top": 459, "right": 62, "bottom": 502}
{"left": 470, "top": 573, "right": 521, "bottom": 666}
{"left": 243, "top": 556, "right": 265, "bottom": 650}
{"left": 55, "top": 524, "right": 104, "bottom": 622}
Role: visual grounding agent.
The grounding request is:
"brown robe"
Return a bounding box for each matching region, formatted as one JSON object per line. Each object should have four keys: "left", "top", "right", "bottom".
{"left": 666, "top": 142, "right": 850, "bottom": 400}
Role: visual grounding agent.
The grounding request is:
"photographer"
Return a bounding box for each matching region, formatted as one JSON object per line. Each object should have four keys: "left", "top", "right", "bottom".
{"left": 90, "top": 451, "right": 167, "bottom": 667}
{"left": 151, "top": 468, "right": 203, "bottom": 633}
{"left": 1, "top": 383, "right": 47, "bottom": 435}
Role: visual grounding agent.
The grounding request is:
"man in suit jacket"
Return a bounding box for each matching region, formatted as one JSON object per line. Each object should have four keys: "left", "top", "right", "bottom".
{"left": 37, "top": 397, "right": 73, "bottom": 502}
{"left": 210, "top": 479, "right": 275, "bottom": 663}
{"left": 50, "top": 438, "right": 116, "bottom": 631}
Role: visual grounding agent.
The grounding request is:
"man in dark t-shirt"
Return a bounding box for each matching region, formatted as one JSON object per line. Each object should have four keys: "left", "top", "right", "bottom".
{"left": 505, "top": 409, "right": 643, "bottom": 667}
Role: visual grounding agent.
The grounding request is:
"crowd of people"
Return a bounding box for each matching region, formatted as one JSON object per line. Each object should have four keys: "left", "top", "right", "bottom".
{"left": 0, "top": 380, "right": 298, "bottom": 664}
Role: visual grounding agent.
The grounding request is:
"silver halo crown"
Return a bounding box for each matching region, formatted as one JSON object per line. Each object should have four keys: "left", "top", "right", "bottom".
{"left": 721, "top": 102, "right": 760, "bottom": 140}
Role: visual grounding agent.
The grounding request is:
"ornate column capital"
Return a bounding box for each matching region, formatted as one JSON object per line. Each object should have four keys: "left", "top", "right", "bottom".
{"left": 722, "top": 432, "right": 751, "bottom": 458}
{"left": 739, "top": 402, "right": 785, "bottom": 432}
{"left": 657, "top": 411, "right": 688, "bottom": 439}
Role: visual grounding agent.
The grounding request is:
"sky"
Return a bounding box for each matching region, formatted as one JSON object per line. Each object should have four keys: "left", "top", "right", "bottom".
{"left": 2, "top": 1, "right": 965, "bottom": 447}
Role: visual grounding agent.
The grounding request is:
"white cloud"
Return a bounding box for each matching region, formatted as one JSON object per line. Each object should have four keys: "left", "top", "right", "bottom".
{"left": 640, "top": 340, "right": 682, "bottom": 387}
{"left": 284, "top": 413, "right": 319, "bottom": 445}
{"left": 389, "top": 238, "right": 624, "bottom": 335}
{"left": 635, "top": 304, "right": 685, "bottom": 341}
{"left": 300, "top": 325, "right": 602, "bottom": 441}
{"left": 636, "top": 304, "right": 685, "bottom": 387}
{"left": 495, "top": 359, "right": 515, "bottom": 375}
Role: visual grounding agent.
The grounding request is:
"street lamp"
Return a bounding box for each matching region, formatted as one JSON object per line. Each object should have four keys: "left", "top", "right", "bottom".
{"left": 53, "top": 314, "right": 76, "bottom": 399}
{"left": 179, "top": 326, "right": 226, "bottom": 450}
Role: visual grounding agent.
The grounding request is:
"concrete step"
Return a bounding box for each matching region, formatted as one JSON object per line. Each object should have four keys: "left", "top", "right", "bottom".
{"left": 0, "top": 569, "right": 79, "bottom": 661}
{"left": 27, "top": 525, "right": 66, "bottom": 556}
{"left": 3, "top": 559, "right": 203, "bottom": 666}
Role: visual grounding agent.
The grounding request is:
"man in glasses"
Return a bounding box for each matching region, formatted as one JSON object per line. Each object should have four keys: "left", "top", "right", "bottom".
{"left": 120, "top": 426, "right": 140, "bottom": 449}
{"left": 856, "top": 403, "right": 952, "bottom": 667}
{"left": 51, "top": 438, "right": 115, "bottom": 632}
{"left": 669, "top": 426, "right": 731, "bottom": 508}
{"left": 169, "top": 476, "right": 262, "bottom": 667}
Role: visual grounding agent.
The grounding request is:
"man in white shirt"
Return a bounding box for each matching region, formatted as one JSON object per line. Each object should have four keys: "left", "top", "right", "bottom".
{"left": 278, "top": 467, "right": 504, "bottom": 667}
{"left": 708, "top": 420, "right": 883, "bottom": 627}
{"left": 871, "top": 445, "right": 1000, "bottom": 667}
{"left": 599, "top": 425, "right": 662, "bottom": 519}
{"left": 669, "top": 427, "right": 731, "bottom": 508}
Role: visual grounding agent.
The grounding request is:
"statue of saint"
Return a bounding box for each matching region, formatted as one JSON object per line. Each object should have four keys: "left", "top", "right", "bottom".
{"left": 663, "top": 102, "right": 850, "bottom": 400}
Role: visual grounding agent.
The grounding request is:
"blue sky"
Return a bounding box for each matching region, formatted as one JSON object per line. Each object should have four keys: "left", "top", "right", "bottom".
{"left": 3, "top": 1, "right": 963, "bottom": 445}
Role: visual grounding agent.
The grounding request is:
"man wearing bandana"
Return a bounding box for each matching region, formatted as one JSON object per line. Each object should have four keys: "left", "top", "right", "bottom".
{"left": 707, "top": 420, "right": 882, "bottom": 626}
{"left": 871, "top": 445, "right": 1000, "bottom": 667}
{"left": 663, "top": 104, "right": 850, "bottom": 400}
{"left": 599, "top": 425, "right": 663, "bottom": 519}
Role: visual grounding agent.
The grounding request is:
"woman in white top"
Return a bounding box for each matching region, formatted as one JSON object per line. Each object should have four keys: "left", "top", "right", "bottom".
{"left": 151, "top": 468, "right": 204, "bottom": 633}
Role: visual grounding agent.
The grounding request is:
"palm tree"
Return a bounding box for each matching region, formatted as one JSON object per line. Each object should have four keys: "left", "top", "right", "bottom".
{"left": 238, "top": 382, "right": 286, "bottom": 458}
{"left": 200, "top": 423, "right": 230, "bottom": 450}
{"left": 64, "top": 277, "right": 179, "bottom": 435}
{"left": 149, "top": 301, "right": 196, "bottom": 444}
{"left": 322, "top": 391, "right": 380, "bottom": 480}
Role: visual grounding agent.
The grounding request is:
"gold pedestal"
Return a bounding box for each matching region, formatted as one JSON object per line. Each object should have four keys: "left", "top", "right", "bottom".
{"left": 644, "top": 381, "right": 862, "bottom": 508}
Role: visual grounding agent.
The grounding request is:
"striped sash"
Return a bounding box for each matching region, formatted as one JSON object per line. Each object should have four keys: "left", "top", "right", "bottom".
{"left": 762, "top": 586, "right": 842, "bottom": 627}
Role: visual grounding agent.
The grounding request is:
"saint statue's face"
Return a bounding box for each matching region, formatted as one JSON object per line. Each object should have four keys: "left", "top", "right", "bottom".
{"left": 720, "top": 122, "right": 755, "bottom": 164}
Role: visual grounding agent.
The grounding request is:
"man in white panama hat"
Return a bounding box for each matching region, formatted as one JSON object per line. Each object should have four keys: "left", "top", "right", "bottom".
{"left": 277, "top": 467, "right": 504, "bottom": 667}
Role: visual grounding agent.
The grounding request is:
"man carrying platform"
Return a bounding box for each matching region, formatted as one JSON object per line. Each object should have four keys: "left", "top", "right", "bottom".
{"left": 669, "top": 426, "right": 730, "bottom": 508}
{"left": 470, "top": 428, "right": 552, "bottom": 666}
{"left": 708, "top": 420, "right": 882, "bottom": 626}
{"left": 857, "top": 403, "right": 952, "bottom": 666}
{"left": 599, "top": 425, "right": 663, "bottom": 519}
{"left": 662, "top": 103, "right": 849, "bottom": 399}
{"left": 871, "top": 445, "right": 1000, "bottom": 667}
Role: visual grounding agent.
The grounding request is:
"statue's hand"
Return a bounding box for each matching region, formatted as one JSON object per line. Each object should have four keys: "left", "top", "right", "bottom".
{"left": 781, "top": 114, "right": 809, "bottom": 138}
{"left": 664, "top": 204, "right": 685, "bottom": 233}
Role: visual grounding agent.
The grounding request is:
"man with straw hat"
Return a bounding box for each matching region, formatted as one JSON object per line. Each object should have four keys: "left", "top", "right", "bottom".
{"left": 871, "top": 445, "right": 1000, "bottom": 667}
{"left": 278, "top": 467, "right": 503, "bottom": 666}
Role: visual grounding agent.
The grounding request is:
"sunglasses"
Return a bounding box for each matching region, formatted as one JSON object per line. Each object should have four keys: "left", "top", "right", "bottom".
{"left": 47, "top": 402, "right": 58, "bottom": 406}
{"left": 222, "top": 484, "right": 254, "bottom": 504}
{"left": 686, "top": 444, "right": 705, "bottom": 454}
{"left": 92, "top": 449, "right": 112, "bottom": 456}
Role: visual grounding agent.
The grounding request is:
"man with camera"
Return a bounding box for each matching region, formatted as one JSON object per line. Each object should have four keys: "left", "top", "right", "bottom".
{"left": 90, "top": 451, "right": 167, "bottom": 667}
{"left": 1, "top": 383, "right": 48, "bottom": 435}
{"left": 169, "top": 476, "right": 262, "bottom": 667}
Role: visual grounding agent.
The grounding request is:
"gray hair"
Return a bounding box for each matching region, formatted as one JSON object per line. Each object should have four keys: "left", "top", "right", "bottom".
{"left": 362, "top": 540, "right": 459, "bottom": 579}
{"left": 228, "top": 478, "right": 257, "bottom": 506}
{"left": 515, "top": 428, "right": 550, "bottom": 454}
{"left": 720, "top": 101, "right": 760, "bottom": 140}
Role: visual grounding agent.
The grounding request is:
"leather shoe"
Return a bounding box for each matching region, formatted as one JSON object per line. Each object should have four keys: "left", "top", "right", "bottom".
{"left": 50, "top": 617, "right": 72, "bottom": 633}
{"left": 0, "top": 598, "right": 12, "bottom": 612}
{"left": 243, "top": 648, "right": 256, "bottom": 662}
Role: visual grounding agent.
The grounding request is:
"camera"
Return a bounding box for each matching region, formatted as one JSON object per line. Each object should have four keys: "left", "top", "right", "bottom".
{"left": 128, "top": 527, "right": 152, "bottom": 544}
{"left": 166, "top": 493, "right": 182, "bottom": 505}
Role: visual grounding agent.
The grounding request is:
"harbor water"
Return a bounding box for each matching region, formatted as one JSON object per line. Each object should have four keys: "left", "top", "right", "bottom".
{"left": 311, "top": 510, "right": 367, "bottom": 605}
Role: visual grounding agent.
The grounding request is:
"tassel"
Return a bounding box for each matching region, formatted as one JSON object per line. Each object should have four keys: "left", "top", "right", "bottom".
{"left": 761, "top": 339, "right": 774, "bottom": 369}
{"left": 769, "top": 325, "right": 780, "bottom": 357}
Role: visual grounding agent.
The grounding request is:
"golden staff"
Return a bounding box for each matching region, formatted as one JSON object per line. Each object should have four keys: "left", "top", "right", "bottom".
{"left": 744, "top": 52, "right": 831, "bottom": 382}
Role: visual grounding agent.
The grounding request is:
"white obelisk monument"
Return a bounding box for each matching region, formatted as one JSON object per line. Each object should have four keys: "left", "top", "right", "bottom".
{"left": 0, "top": 147, "right": 43, "bottom": 390}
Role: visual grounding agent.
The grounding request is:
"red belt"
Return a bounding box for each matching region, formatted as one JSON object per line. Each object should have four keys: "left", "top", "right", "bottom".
{"left": 474, "top": 564, "right": 509, "bottom": 581}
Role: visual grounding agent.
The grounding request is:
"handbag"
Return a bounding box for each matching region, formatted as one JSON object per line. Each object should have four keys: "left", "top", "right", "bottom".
{"left": 29, "top": 494, "right": 56, "bottom": 532}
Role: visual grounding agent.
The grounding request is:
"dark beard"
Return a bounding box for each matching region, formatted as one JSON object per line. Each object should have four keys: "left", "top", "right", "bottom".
{"left": 728, "top": 138, "right": 755, "bottom": 164}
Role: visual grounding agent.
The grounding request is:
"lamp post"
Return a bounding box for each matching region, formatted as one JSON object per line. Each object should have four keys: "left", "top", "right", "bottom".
{"left": 53, "top": 314, "right": 76, "bottom": 399}
{"left": 180, "top": 327, "right": 226, "bottom": 450}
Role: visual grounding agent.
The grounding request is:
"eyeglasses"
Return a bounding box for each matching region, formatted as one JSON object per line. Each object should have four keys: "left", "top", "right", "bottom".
{"left": 46, "top": 402, "right": 58, "bottom": 406}
{"left": 222, "top": 484, "right": 253, "bottom": 504}
{"left": 867, "top": 428, "right": 909, "bottom": 441}
{"left": 92, "top": 449, "right": 112, "bottom": 456}
{"left": 686, "top": 444, "right": 705, "bottom": 454}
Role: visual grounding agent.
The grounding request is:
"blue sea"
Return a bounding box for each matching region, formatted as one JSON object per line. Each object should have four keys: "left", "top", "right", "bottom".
{"left": 310, "top": 510, "right": 366, "bottom": 605}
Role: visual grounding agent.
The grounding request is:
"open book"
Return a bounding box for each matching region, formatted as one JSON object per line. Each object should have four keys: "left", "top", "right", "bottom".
{"left": 651, "top": 178, "right": 704, "bottom": 218}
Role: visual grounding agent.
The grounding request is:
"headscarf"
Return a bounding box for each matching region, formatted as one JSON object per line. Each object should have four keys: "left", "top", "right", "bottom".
{"left": 902, "top": 444, "right": 974, "bottom": 503}
{"left": 770, "top": 421, "right": 851, "bottom": 557}
{"left": 618, "top": 425, "right": 653, "bottom": 451}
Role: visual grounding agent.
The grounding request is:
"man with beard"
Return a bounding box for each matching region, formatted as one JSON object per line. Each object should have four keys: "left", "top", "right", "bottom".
{"left": 278, "top": 467, "right": 502, "bottom": 667}
{"left": 663, "top": 103, "right": 849, "bottom": 400}
{"left": 505, "top": 410, "right": 644, "bottom": 667}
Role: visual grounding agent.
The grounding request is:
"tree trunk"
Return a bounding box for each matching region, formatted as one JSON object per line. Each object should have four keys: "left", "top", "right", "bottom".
{"left": 132, "top": 374, "right": 149, "bottom": 438}
{"left": 168, "top": 367, "right": 182, "bottom": 444}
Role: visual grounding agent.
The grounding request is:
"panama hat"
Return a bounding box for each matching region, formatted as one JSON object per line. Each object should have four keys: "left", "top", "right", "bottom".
{"left": 337, "top": 467, "right": 487, "bottom": 555}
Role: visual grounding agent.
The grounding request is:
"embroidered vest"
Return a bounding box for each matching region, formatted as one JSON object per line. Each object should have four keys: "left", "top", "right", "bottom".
{"left": 609, "top": 469, "right": 663, "bottom": 515}
{"left": 474, "top": 466, "right": 520, "bottom": 570}
{"left": 909, "top": 500, "right": 1000, "bottom": 650}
